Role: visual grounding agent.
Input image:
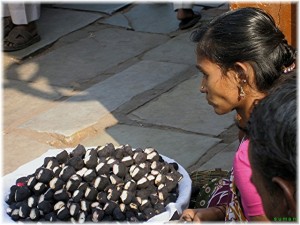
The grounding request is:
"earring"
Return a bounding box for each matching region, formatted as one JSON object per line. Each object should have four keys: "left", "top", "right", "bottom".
{"left": 239, "top": 86, "right": 245, "bottom": 98}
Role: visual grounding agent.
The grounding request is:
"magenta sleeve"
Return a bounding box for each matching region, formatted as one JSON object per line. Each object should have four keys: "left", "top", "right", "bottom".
{"left": 233, "top": 139, "right": 265, "bottom": 220}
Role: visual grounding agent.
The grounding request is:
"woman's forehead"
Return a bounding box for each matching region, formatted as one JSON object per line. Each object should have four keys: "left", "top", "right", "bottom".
{"left": 197, "top": 59, "right": 219, "bottom": 70}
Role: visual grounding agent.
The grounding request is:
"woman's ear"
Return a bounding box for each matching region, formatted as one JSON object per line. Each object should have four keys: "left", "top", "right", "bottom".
{"left": 272, "top": 176, "right": 296, "bottom": 217}
{"left": 233, "top": 62, "right": 251, "bottom": 83}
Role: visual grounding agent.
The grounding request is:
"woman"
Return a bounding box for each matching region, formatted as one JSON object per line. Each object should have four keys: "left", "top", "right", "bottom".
{"left": 247, "top": 73, "right": 297, "bottom": 221}
{"left": 180, "top": 7, "right": 296, "bottom": 222}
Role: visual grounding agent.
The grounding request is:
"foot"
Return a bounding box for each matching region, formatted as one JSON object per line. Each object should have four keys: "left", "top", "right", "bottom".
{"left": 3, "top": 17, "right": 14, "bottom": 38}
{"left": 176, "top": 9, "right": 201, "bottom": 30}
{"left": 176, "top": 9, "right": 195, "bottom": 20}
{"left": 3, "top": 21, "right": 41, "bottom": 52}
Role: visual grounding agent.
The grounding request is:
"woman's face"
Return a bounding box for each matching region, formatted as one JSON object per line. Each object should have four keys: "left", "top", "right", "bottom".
{"left": 196, "top": 58, "right": 240, "bottom": 115}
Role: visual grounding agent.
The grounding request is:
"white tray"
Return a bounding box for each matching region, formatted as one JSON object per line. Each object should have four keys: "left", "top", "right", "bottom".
{"left": 2, "top": 148, "right": 192, "bottom": 223}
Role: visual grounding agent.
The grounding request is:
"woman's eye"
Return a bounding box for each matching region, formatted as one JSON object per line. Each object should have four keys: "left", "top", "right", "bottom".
{"left": 202, "top": 73, "right": 208, "bottom": 78}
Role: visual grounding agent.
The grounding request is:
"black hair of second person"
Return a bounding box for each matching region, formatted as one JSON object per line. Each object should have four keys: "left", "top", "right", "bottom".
{"left": 247, "top": 71, "right": 297, "bottom": 193}
{"left": 191, "top": 7, "right": 296, "bottom": 92}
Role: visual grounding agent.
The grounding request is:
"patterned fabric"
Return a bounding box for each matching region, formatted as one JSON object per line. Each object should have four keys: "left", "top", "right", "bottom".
{"left": 190, "top": 169, "right": 247, "bottom": 222}
{"left": 225, "top": 169, "right": 247, "bottom": 222}
{"left": 194, "top": 176, "right": 230, "bottom": 208}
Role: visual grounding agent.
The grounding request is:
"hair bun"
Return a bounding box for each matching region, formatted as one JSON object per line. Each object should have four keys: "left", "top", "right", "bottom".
{"left": 282, "top": 62, "right": 296, "bottom": 74}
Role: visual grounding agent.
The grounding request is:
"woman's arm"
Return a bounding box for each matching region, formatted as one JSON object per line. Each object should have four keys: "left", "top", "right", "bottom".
{"left": 234, "top": 139, "right": 266, "bottom": 220}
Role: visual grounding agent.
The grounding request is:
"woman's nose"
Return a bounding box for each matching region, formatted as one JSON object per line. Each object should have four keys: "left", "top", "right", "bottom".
{"left": 200, "top": 86, "right": 205, "bottom": 93}
{"left": 200, "top": 81, "right": 206, "bottom": 93}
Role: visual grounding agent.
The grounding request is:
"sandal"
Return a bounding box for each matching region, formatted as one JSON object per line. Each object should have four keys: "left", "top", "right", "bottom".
{"left": 3, "top": 17, "right": 14, "bottom": 38}
{"left": 3, "top": 23, "right": 41, "bottom": 52}
{"left": 179, "top": 14, "right": 201, "bottom": 30}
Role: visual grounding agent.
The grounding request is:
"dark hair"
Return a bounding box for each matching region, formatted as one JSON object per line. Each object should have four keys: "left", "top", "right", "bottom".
{"left": 247, "top": 71, "right": 297, "bottom": 192}
{"left": 191, "top": 7, "right": 296, "bottom": 92}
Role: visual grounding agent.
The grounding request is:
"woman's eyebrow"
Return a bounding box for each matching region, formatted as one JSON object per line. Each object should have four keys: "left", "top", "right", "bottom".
{"left": 195, "top": 65, "right": 202, "bottom": 71}
{"left": 195, "top": 65, "right": 204, "bottom": 73}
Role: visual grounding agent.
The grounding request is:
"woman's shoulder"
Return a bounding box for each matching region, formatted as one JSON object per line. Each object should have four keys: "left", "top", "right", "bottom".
{"left": 234, "top": 138, "right": 250, "bottom": 166}
{"left": 239, "top": 138, "right": 249, "bottom": 151}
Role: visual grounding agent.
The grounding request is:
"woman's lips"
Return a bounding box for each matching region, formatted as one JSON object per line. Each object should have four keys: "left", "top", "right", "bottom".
{"left": 206, "top": 97, "right": 212, "bottom": 105}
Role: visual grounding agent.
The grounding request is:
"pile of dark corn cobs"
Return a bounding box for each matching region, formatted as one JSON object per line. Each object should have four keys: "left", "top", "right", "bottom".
{"left": 5, "top": 143, "right": 183, "bottom": 222}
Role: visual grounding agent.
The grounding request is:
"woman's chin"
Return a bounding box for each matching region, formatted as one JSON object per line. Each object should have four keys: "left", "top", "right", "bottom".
{"left": 213, "top": 107, "right": 227, "bottom": 115}
{"left": 209, "top": 102, "right": 230, "bottom": 115}
{"left": 214, "top": 110, "right": 224, "bottom": 115}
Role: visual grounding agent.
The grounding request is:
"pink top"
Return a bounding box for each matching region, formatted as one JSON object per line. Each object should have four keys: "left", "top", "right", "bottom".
{"left": 233, "top": 138, "right": 265, "bottom": 220}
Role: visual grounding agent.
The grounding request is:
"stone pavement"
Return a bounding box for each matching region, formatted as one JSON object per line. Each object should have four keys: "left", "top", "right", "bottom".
{"left": 3, "top": 2, "right": 238, "bottom": 176}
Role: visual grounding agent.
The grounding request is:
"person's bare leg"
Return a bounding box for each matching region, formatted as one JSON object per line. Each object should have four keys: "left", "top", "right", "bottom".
{"left": 176, "top": 8, "right": 195, "bottom": 20}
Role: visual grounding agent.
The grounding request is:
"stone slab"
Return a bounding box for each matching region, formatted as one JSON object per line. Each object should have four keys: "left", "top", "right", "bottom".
{"left": 19, "top": 60, "right": 190, "bottom": 136}
{"left": 143, "top": 32, "right": 197, "bottom": 65}
{"left": 4, "top": 7, "right": 102, "bottom": 60}
{"left": 81, "top": 124, "right": 221, "bottom": 169}
{"left": 52, "top": 3, "right": 131, "bottom": 15}
{"left": 100, "top": 13, "right": 131, "bottom": 29}
{"left": 198, "top": 150, "right": 235, "bottom": 171}
{"left": 199, "top": 140, "right": 239, "bottom": 171}
{"left": 3, "top": 132, "right": 53, "bottom": 175}
{"left": 3, "top": 79, "right": 76, "bottom": 130}
{"left": 129, "top": 75, "right": 235, "bottom": 136}
{"left": 102, "top": 3, "right": 179, "bottom": 34}
{"left": 198, "top": 3, "right": 229, "bottom": 22}
{"left": 5, "top": 28, "right": 168, "bottom": 88}
{"left": 195, "top": 2, "right": 226, "bottom": 8}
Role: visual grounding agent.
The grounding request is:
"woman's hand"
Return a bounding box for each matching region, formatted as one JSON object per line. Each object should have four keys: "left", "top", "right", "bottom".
{"left": 180, "top": 206, "right": 226, "bottom": 222}
{"left": 180, "top": 209, "right": 200, "bottom": 222}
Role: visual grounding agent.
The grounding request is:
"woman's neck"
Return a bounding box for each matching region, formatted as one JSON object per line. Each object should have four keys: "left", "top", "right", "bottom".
{"left": 236, "top": 93, "right": 266, "bottom": 128}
